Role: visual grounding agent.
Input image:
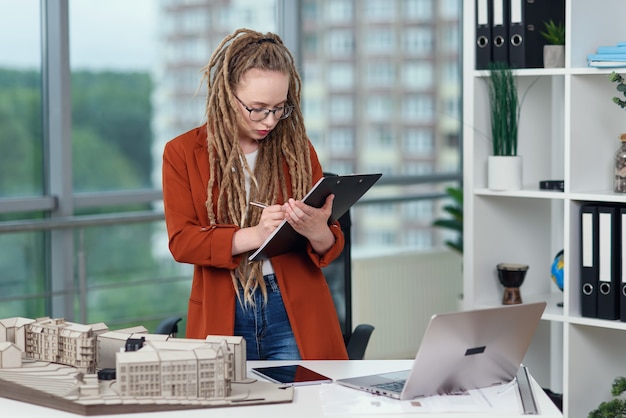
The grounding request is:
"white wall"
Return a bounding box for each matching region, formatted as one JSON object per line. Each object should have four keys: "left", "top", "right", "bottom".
{"left": 352, "top": 249, "right": 463, "bottom": 359}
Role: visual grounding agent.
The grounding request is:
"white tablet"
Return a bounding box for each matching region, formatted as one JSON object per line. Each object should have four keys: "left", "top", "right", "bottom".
{"left": 251, "top": 365, "right": 333, "bottom": 386}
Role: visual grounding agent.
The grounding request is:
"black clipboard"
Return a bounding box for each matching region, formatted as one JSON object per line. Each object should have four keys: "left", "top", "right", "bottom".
{"left": 248, "top": 173, "right": 382, "bottom": 261}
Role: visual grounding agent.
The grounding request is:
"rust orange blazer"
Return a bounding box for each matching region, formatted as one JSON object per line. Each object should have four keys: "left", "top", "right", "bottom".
{"left": 162, "top": 126, "right": 348, "bottom": 360}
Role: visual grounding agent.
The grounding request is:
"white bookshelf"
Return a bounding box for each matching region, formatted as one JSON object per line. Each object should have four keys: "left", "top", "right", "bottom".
{"left": 462, "top": 0, "right": 626, "bottom": 416}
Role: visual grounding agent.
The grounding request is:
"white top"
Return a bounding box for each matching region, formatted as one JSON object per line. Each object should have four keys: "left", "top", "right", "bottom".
{"left": 244, "top": 149, "right": 274, "bottom": 276}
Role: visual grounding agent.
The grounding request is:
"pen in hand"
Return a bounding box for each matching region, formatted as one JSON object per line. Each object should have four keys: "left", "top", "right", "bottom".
{"left": 249, "top": 201, "right": 268, "bottom": 209}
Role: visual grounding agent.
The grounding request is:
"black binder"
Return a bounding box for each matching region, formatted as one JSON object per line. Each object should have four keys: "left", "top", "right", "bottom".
{"left": 475, "top": 0, "right": 492, "bottom": 69}
{"left": 491, "top": 0, "right": 509, "bottom": 64}
{"left": 508, "top": 0, "right": 565, "bottom": 69}
{"left": 580, "top": 205, "right": 598, "bottom": 318}
{"left": 597, "top": 206, "right": 619, "bottom": 320}
{"left": 620, "top": 207, "right": 626, "bottom": 322}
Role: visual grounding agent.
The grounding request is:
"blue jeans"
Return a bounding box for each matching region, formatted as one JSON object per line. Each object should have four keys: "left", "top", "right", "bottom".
{"left": 234, "top": 274, "right": 302, "bottom": 360}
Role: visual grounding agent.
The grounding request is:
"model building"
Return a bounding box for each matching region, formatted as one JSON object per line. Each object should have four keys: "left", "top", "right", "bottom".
{"left": 0, "top": 316, "right": 245, "bottom": 400}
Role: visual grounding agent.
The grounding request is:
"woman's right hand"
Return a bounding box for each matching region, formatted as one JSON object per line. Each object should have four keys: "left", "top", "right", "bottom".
{"left": 255, "top": 204, "right": 286, "bottom": 242}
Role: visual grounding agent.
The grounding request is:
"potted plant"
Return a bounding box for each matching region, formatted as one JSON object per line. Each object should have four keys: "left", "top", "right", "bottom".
{"left": 610, "top": 71, "right": 626, "bottom": 193}
{"left": 486, "top": 62, "right": 522, "bottom": 190}
{"left": 432, "top": 186, "right": 463, "bottom": 255}
{"left": 610, "top": 71, "right": 626, "bottom": 109}
{"left": 588, "top": 376, "right": 626, "bottom": 417}
{"left": 432, "top": 186, "right": 464, "bottom": 307}
{"left": 540, "top": 19, "right": 565, "bottom": 68}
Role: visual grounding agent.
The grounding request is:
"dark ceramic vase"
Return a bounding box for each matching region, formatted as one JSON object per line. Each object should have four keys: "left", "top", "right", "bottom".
{"left": 497, "top": 263, "right": 529, "bottom": 305}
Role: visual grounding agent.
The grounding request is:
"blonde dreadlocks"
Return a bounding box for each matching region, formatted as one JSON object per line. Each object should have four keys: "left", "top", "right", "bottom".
{"left": 201, "top": 28, "right": 312, "bottom": 307}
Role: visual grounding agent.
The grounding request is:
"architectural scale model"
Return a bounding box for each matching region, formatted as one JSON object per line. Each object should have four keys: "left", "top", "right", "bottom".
{"left": 0, "top": 316, "right": 293, "bottom": 415}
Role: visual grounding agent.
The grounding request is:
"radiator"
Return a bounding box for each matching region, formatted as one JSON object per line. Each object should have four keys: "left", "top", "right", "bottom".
{"left": 351, "top": 248, "right": 463, "bottom": 359}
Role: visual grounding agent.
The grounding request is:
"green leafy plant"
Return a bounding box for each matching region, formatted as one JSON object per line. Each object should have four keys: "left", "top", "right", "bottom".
{"left": 609, "top": 71, "right": 626, "bottom": 109}
{"left": 487, "top": 62, "right": 519, "bottom": 156}
{"left": 432, "top": 186, "right": 463, "bottom": 254}
{"left": 540, "top": 20, "right": 565, "bottom": 46}
{"left": 588, "top": 376, "right": 626, "bottom": 417}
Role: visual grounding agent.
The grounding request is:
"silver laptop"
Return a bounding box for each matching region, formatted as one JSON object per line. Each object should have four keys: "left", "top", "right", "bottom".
{"left": 336, "top": 302, "right": 546, "bottom": 400}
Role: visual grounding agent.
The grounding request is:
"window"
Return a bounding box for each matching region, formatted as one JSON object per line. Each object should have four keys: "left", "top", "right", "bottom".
{"left": 327, "top": 63, "right": 354, "bottom": 89}
{"left": 329, "top": 97, "right": 353, "bottom": 121}
{"left": 0, "top": 0, "right": 43, "bottom": 198}
{"left": 302, "top": 61, "right": 320, "bottom": 84}
{"left": 303, "top": 96, "right": 323, "bottom": 120}
{"left": 403, "top": 162, "right": 434, "bottom": 175}
{"left": 366, "top": 96, "right": 393, "bottom": 122}
{"left": 0, "top": 1, "right": 462, "bottom": 331}
{"left": 403, "top": 62, "right": 434, "bottom": 90}
{"left": 402, "top": 95, "right": 434, "bottom": 122}
{"left": 405, "top": 229, "right": 433, "bottom": 249}
{"left": 365, "top": 126, "right": 394, "bottom": 149}
{"left": 403, "top": 0, "right": 433, "bottom": 20}
{"left": 364, "top": 0, "right": 395, "bottom": 21}
{"left": 328, "top": 128, "right": 354, "bottom": 153}
{"left": 365, "top": 29, "right": 394, "bottom": 54}
{"left": 365, "top": 62, "right": 394, "bottom": 86}
{"left": 180, "top": 8, "right": 209, "bottom": 33}
{"left": 70, "top": 0, "right": 158, "bottom": 193}
{"left": 324, "top": 161, "right": 354, "bottom": 176}
{"left": 0, "top": 0, "right": 45, "bottom": 319}
{"left": 403, "top": 28, "right": 433, "bottom": 55}
{"left": 439, "top": 0, "right": 460, "bottom": 20}
{"left": 326, "top": 30, "right": 354, "bottom": 56}
{"left": 404, "top": 129, "right": 434, "bottom": 155}
{"left": 303, "top": 33, "right": 319, "bottom": 56}
{"left": 439, "top": 24, "right": 460, "bottom": 53}
{"left": 326, "top": 0, "right": 352, "bottom": 23}
{"left": 302, "top": 1, "right": 319, "bottom": 21}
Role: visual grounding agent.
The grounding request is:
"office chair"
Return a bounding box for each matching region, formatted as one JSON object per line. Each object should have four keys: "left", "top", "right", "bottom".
{"left": 322, "top": 172, "right": 375, "bottom": 360}
{"left": 346, "top": 324, "right": 375, "bottom": 360}
{"left": 155, "top": 316, "right": 182, "bottom": 337}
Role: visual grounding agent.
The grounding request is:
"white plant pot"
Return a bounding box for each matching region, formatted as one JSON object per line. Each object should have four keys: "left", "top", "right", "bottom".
{"left": 543, "top": 45, "right": 565, "bottom": 68}
{"left": 488, "top": 156, "right": 523, "bottom": 191}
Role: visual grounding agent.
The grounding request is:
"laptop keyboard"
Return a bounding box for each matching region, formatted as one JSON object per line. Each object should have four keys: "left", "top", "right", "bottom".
{"left": 372, "top": 379, "right": 406, "bottom": 393}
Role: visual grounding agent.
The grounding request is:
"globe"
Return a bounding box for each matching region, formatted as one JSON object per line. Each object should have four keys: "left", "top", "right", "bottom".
{"left": 551, "top": 250, "right": 564, "bottom": 291}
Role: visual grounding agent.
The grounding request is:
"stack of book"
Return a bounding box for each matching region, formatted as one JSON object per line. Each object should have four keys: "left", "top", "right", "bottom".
{"left": 588, "top": 43, "right": 626, "bottom": 68}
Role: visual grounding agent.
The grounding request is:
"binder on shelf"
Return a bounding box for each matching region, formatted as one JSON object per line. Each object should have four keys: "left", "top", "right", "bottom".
{"left": 507, "top": 0, "right": 524, "bottom": 68}
{"left": 491, "top": 0, "right": 509, "bottom": 65}
{"left": 597, "top": 206, "right": 619, "bottom": 320}
{"left": 507, "top": 0, "right": 565, "bottom": 69}
{"left": 621, "top": 207, "right": 626, "bottom": 322}
{"left": 580, "top": 205, "right": 598, "bottom": 318}
{"left": 475, "top": 0, "right": 492, "bottom": 69}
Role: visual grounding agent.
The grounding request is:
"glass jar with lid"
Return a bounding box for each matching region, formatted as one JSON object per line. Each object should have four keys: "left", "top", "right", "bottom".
{"left": 615, "top": 133, "right": 626, "bottom": 193}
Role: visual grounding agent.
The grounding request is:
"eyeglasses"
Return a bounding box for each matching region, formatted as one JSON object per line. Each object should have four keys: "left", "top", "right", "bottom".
{"left": 234, "top": 95, "right": 294, "bottom": 122}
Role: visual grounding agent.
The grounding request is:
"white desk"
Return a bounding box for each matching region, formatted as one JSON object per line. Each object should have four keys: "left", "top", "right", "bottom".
{"left": 0, "top": 360, "right": 562, "bottom": 417}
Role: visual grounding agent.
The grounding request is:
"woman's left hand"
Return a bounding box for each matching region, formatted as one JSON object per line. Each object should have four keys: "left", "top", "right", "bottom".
{"left": 283, "top": 194, "right": 335, "bottom": 254}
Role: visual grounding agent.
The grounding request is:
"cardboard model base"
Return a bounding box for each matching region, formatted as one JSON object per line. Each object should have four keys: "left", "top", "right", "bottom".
{"left": 0, "top": 360, "right": 293, "bottom": 415}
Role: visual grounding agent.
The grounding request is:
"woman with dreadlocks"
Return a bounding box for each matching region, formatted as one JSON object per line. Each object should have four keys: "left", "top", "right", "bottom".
{"left": 162, "top": 29, "right": 348, "bottom": 360}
